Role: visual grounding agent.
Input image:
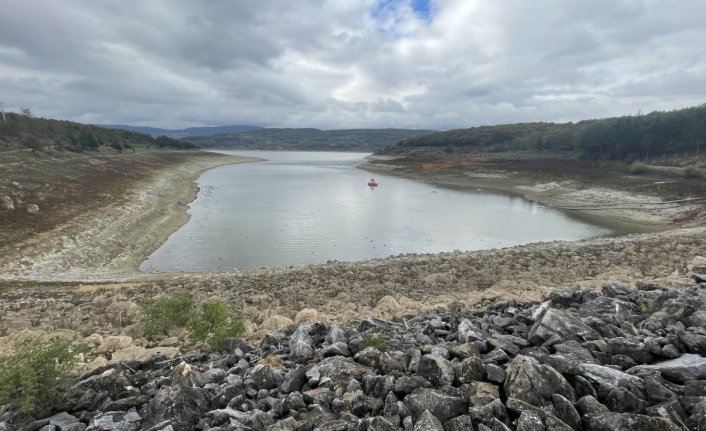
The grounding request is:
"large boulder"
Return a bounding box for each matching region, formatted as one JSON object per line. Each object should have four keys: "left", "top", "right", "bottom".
{"left": 404, "top": 388, "right": 467, "bottom": 423}
{"left": 529, "top": 308, "right": 600, "bottom": 346}
{"left": 307, "top": 356, "right": 369, "bottom": 391}
{"left": 141, "top": 385, "right": 210, "bottom": 431}
{"left": 504, "top": 355, "right": 575, "bottom": 407}
{"left": 288, "top": 321, "right": 327, "bottom": 360}
{"left": 583, "top": 412, "right": 680, "bottom": 431}
{"left": 417, "top": 354, "right": 455, "bottom": 387}
{"left": 628, "top": 353, "right": 706, "bottom": 384}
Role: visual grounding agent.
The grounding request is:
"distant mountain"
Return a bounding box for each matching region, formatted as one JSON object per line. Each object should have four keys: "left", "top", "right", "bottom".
{"left": 189, "top": 128, "right": 435, "bottom": 152}
{"left": 100, "top": 124, "right": 263, "bottom": 138}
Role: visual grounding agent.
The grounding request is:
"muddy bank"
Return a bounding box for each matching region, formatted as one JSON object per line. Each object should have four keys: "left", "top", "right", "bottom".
{"left": 0, "top": 152, "right": 259, "bottom": 281}
{"left": 359, "top": 154, "right": 706, "bottom": 227}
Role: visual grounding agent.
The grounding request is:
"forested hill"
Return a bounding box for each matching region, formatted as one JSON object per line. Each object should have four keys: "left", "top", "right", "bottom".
{"left": 188, "top": 128, "right": 434, "bottom": 151}
{"left": 102, "top": 124, "right": 262, "bottom": 138}
{"left": 0, "top": 113, "right": 195, "bottom": 153}
{"left": 386, "top": 104, "right": 706, "bottom": 161}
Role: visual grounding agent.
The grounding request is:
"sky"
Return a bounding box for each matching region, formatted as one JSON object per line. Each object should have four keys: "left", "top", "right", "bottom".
{"left": 0, "top": 0, "right": 704, "bottom": 130}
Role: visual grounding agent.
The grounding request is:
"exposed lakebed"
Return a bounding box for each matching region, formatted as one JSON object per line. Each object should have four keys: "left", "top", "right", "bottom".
{"left": 140, "top": 151, "right": 642, "bottom": 272}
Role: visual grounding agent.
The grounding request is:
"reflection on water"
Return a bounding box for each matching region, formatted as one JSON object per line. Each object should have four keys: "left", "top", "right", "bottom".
{"left": 140, "top": 151, "right": 639, "bottom": 272}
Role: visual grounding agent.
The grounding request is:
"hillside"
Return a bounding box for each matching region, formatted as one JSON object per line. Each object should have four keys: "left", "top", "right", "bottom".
{"left": 387, "top": 104, "right": 706, "bottom": 162}
{"left": 189, "top": 128, "right": 434, "bottom": 151}
{"left": 0, "top": 113, "right": 195, "bottom": 153}
{"left": 102, "top": 124, "right": 262, "bottom": 138}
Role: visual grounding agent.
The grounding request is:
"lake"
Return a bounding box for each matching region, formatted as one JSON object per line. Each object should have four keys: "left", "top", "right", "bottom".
{"left": 140, "top": 151, "right": 639, "bottom": 272}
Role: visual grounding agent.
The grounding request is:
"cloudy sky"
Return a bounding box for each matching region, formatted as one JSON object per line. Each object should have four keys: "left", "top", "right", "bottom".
{"left": 0, "top": 0, "right": 704, "bottom": 130}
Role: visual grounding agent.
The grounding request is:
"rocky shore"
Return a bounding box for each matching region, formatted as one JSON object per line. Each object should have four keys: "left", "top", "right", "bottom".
{"left": 3, "top": 270, "right": 706, "bottom": 430}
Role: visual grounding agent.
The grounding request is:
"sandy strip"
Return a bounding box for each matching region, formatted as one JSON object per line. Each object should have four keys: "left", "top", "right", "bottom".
{"left": 0, "top": 153, "right": 260, "bottom": 281}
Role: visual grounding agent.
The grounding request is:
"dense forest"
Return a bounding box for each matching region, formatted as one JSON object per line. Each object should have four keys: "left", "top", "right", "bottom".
{"left": 389, "top": 105, "right": 706, "bottom": 162}
{"left": 0, "top": 112, "right": 196, "bottom": 153}
{"left": 188, "top": 128, "right": 433, "bottom": 151}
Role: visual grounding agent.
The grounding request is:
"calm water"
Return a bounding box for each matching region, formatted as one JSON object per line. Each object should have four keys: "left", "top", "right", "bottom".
{"left": 140, "top": 151, "right": 637, "bottom": 272}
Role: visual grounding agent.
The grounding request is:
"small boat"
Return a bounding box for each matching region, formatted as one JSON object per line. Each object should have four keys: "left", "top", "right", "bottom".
{"left": 368, "top": 178, "right": 378, "bottom": 187}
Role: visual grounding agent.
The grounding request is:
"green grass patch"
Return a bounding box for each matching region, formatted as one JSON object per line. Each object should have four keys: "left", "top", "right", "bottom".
{"left": 139, "top": 294, "right": 245, "bottom": 351}
{"left": 139, "top": 293, "right": 194, "bottom": 339}
{"left": 364, "top": 332, "right": 385, "bottom": 348}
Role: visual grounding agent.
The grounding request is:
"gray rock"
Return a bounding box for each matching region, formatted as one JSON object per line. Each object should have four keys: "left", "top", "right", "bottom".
{"left": 281, "top": 365, "right": 308, "bottom": 393}
{"left": 393, "top": 375, "right": 432, "bottom": 396}
{"left": 515, "top": 411, "right": 545, "bottom": 431}
{"left": 469, "top": 398, "right": 508, "bottom": 427}
{"left": 505, "top": 398, "right": 572, "bottom": 431}
{"left": 628, "top": 353, "right": 706, "bottom": 383}
{"left": 355, "top": 347, "right": 404, "bottom": 374}
{"left": 552, "top": 394, "right": 581, "bottom": 431}
{"left": 583, "top": 412, "right": 680, "bottom": 431}
{"left": 504, "top": 355, "right": 575, "bottom": 407}
{"left": 315, "top": 419, "right": 350, "bottom": 431}
{"left": 26, "top": 204, "right": 39, "bottom": 214}
{"left": 269, "top": 417, "right": 299, "bottom": 431}
{"left": 303, "top": 387, "right": 334, "bottom": 406}
{"left": 201, "top": 368, "right": 227, "bottom": 385}
{"left": 416, "top": 354, "right": 454, "bottom": 387}
{"left": 141, "top": 385, "right": 209, "bottom": 431}
{"left": 574, "top": 375, "right": 598, "bottom": 398}
{"left": 326, "top": 325, "right": 348, "bottom": 344}
{"left": 443, "top": 415, "right": 473, "bottom": 431}
{"left": 529, "top": 308, "right": 600, "bottom": 347}
{"left": 364, "top": 374, "right": 395, "bottom": 399}
{"left": 580, "top": 363, "right": 642, "bottom": 388}
{"left": 321, "top": 342, "right": 351, "bottom": 357}
{"left": 364, "top": 416, "right": 400, "bottom": 431}
{"left": 575, "top": 395, "right": 609, "bottom": 416}
{"left": 413, "top": 410, "right": 443, "bottom": 431}
{"left": 86, "top": 411, "right": 140, "bottom": 431}
{"left": 247, "top": 364, "right": 278, "bottom": 390}
{"left": 603, "top": 387, "right": 644, "bottom": 413}
{"left": 484, "top": 363, "right": 506, "bottom": 384}
{"left": 454, "top": 356, "right": 485, "bottom": 384}
{"left": 554, "top": 340, "right": 597, "bottom": 364}
{"left": 486, "top": 336, "right": 519, "bottom": 356}
{"left": 678, "top": 331, "right": 706, "bottom": 355}
{"left": 48, "top": 413, "right": 81, "bottom": 430}
{"left": 601, "top": 282, "right": 631, "bottom": 297}
{"left": 604, "top": 337, "right": 653, "bottom": 363}
{"left": 404, "top": 389, "right": 467, "bottom": 423}
{"left": 457, "top": 319, "right": 483, "bottom": 343}
{"left": 245, "top": 409, "right": 274, "bottom": 431}
{"left": 289, "top": 321, "right": 327, "bottom": 360}
{"left": 169, "top": 362, "right": 205, "bottom": 388}
{"left": 685, "top": 379, "right": 706, "bottom": 396}
{"left": 309, "top": 356, "right": 370, "bottom": 390}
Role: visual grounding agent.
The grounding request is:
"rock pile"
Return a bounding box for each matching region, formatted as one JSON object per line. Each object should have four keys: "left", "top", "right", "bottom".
{"left": 2, "top": 279, "right": 706, "bottom": 430}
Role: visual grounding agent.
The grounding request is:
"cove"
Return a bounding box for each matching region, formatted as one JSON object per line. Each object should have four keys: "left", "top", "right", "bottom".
{"left": 140, "top": 151, "right": 640, "bottom": 272}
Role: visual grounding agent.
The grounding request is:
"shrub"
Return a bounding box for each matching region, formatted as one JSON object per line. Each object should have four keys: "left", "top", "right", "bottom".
{"left": 139, "top": 294, "right": 245, "bottom": 351}
{"left": 683, "top": 165, "right": 704, "bottom": 179}
{"left": 0, "top": 339, "right": 85, "bottom": 418}
{"left": 628, "top": 161, "right": 648, "bottom": 174}
{"left": 139, "top": 293, "right": 194, "bottom": 339}
{"left": 187, "top": 300, "right": 246, "bottom": 351}
{"left": 363, "top": 332, "right": 385, "bottom": 348}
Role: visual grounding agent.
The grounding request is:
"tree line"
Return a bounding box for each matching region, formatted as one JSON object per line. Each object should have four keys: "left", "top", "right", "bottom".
{"left": 0, "top": 112, "right": 196, "bottom": 153}
{"left": 391, "top": 104, "right": 706, "bottom": 162}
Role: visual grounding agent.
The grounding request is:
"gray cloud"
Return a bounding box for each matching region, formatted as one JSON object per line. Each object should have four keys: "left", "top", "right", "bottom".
{"left": 0, "top": 0, "right": 704, "bottom": 129}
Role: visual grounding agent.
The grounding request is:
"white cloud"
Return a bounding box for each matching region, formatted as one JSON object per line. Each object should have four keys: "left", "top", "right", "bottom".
{"left": 0, "top": 0, "right": 704, "bottom": 129}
